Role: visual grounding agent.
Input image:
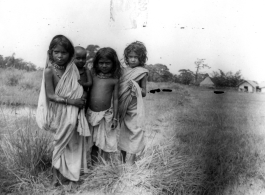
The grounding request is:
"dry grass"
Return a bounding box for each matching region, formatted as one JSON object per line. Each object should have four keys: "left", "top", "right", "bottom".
{"left": 0, "top": 82, "right": 265, "bottom": 195}
{"left": 0, "top": 68, "right": 41, "bottom": 106}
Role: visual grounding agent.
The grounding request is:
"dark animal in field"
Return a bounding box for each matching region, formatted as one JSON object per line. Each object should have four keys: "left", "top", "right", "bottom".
{"left": 162, "top": 89, "right": 172, "bottom": 92}
{"left": 149, "top": 89, "right": 161, "bottom": 94}
{"left": 214, "top": 91, "right": 224, "bottom": 94}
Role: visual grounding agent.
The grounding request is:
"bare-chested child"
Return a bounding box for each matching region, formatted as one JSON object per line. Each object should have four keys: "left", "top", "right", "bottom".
{"left": 74, "top": 46, "right": 92, "bottom": 111}
{"left": 74, "top": 46, "right": 92, "bottom": 92}
{"left": 87, "top": 47, "right": 121, "bottom": 164}
{"left": 36, "top": 35, "right": 89, "bottom": 186}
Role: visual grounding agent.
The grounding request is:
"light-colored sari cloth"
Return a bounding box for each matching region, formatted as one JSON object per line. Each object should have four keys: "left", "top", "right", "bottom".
{"left": 87, "top": 107, "right": 117, "bottom": 152}
{"left": 36, "top": 56, "right": 90, "bottom": 181}
{"left": 118, "top": 67, "right": 148, "bottom": 154}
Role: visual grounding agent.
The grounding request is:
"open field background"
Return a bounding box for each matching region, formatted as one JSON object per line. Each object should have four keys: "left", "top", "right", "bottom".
{"left": 1, "top": 69, "right": 265, "bottom": 194}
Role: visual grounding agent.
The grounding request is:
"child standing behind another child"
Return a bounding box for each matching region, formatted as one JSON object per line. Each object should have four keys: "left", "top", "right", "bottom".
{"left": 74, "top": 46, "right": 93, "bottom": 92}
{"left": 87, "top": 47, "right": 121, "bottom": 164}
{"left": 119, "top": 41, "right": 149, "bottom": 165}
{"left": 74, "top": 46, "right": 92, "bottom": 111}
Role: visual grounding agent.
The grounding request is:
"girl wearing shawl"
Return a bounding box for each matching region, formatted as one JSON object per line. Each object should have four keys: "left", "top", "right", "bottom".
{"left": 119, "top": 41, "right": 149, "bottom": 165}
{"left": 36, "top": 35, "right": 90, "bottom": 186}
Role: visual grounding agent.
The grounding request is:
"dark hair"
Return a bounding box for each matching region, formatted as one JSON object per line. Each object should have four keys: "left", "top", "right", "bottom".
{"left": 48, "top": 35, "right": 75, "bottom": 64}
{"left": 92, "top": 47, "right": 121, "bottom": 78}
{"left": 124, "top": 41, "right": 148, "bottom": 66}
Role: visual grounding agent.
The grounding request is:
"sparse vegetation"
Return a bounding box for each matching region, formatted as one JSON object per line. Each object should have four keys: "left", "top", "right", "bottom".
{"left": 0, "top": 79, "right": 265, "bottom": 194}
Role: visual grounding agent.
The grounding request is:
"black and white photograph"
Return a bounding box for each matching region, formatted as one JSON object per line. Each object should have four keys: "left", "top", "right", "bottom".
{"left": 1, "top": 0, "right": 265, "bottom": 194}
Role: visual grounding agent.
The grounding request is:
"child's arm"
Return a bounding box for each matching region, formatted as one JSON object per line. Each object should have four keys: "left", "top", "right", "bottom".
{"left": 45, "top": 68, "right": 85, "bottom": 108}
{"left": 139, "top": 75, "right": 147, "bottom": 97}
{"left": 79, "top": 68, "right": 92, "bottom": 89}
{"left": 111, "top": 80, "right": 119, "bottom": 130}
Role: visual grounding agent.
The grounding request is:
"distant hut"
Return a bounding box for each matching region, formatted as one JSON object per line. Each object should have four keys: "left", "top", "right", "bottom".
{"left": 199, "top": 76, "right": 215, "bottom": 88}
{"left": 238, "top": 80, "right": 258, "bottom": 93}
{"left": 259, "top": 81, "right": 265, "bottom": 93}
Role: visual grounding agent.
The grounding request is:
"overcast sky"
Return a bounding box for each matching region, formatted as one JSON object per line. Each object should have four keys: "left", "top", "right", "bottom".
{"left": 0, "top": 0, "right": 264, "bottom": 82}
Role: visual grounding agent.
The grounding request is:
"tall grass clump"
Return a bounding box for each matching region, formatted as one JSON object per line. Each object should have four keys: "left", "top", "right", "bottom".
{"left": 0, "top": 112, "right": 53, "bottom": 192}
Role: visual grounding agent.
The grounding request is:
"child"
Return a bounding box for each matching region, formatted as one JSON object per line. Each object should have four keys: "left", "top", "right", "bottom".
{"left": 74, "top": 46, "right": 92, "bottom": 111}
{"left": 87, "top": 47, "right": 120, "bottom": 164}
{"left": 74, "top": 46, "right": 92, "bottom": 92}
{"left": 118, "top": 41, "right": 149, "bottom": 165}
{"left": 36, "top": 35, "right": 90, "bottom": 186}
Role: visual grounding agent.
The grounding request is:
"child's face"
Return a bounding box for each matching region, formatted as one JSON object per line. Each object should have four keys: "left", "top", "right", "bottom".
{"left": 98, "top": 58, "right": 113, "bottom": 74}
{"left": 127, "top": 51, "right": 140, "bottom": 68}
{"left": 52, "top": 45, "right": 70, "bottom": 66}
{"left": 74, "top": 49, "right": 87, "bottom": 69}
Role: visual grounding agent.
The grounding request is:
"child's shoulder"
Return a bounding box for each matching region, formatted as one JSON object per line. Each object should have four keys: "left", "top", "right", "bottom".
{"left": 44, "top": 66, "right": 53, "bottom": 75}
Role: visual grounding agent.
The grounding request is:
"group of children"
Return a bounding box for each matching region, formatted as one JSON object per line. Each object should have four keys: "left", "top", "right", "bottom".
{"left": 36, "top": 35, "right": 149, "bottom": 186}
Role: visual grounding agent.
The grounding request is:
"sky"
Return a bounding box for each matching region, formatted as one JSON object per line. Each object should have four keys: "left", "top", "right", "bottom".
{"left": 0, "top": 0, "right": 265, "bottom": 82}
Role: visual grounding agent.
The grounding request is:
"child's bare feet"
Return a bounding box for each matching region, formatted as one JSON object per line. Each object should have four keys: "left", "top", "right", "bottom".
{"left": 51, "top": 168, "right": 59, "bottom": 186}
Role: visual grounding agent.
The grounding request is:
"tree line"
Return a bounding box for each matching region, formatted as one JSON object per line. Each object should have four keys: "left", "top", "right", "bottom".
{"left": 0, "top": 54, "right": 37, "bottom": 71}
{"left": 1, "top": 48, "right": 245, "bottom": 87}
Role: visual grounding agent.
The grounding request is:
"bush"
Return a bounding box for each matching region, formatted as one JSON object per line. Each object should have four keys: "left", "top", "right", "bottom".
{"left": 1, "top": 68, "right": 24, "bottom": 86}
{"left": 0, "top": 114, "right": 53, "bottom": 192}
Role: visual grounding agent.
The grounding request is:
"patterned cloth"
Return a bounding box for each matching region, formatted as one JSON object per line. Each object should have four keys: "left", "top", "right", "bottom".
{"left": 36, "top": 55, "right": 90, "bottom": 181}
{"left": 118, "top": 67, "right": 148, "bottom": 154}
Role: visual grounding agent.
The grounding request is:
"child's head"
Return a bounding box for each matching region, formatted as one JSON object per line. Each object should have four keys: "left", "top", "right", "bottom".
{"left": 48, "top": 35, "right": 75, "bottom": 66}
{"left": 74, "top": 46, "right": 87, "bottom": 69}
{"left": 93, "top": 47, "right": 121, "bottom": 78}
{"left": 124, "top": 41, "right": 148, "bottom": 67}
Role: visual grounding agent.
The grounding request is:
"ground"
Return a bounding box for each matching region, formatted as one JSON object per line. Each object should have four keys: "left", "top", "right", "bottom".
{"left": 1, "top": 83, "right": 265, "bottom": 194}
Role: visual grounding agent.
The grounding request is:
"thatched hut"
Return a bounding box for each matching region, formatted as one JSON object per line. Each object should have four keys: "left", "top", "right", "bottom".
{"left": 199, "top": 76, "right": 215, "bottom": 88}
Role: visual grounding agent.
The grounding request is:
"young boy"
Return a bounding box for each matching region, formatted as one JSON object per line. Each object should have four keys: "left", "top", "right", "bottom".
{"left": 74, "top": 46, "right": 92, "bottom": 92}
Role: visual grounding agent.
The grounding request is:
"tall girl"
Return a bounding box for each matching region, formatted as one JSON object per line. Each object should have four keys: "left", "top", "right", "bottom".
{"left": 36, "top": 35, "right": 90, "bottom": 185}
{"left": 87, "top": 47, "right": 120, "bottom": 163}
{"left": 119, "top": 41, "right": 149, "bottom": 165}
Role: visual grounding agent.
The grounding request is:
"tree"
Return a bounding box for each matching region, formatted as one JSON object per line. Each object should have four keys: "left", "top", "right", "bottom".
{"left": 194, "top": 59, "right": 210, "bottom": 83}
{"left": 211, "top": 69, "right": 244, "bottom": 87}
{"left": 178, "top": 69, "right": 194, "bottom": 85}
{"left": 86, "top": 45, "right": 100, "bottom": 69}
{"left": 86, "top": 45, "right": 100, "bottom": 60}
{"left": 145, "top": 64, "right": 173, "bottom": 82}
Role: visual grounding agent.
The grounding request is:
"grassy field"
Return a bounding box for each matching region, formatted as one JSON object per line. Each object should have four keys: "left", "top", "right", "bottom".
{"left": 1, "top": 69, "right": 265, "bottom": 194}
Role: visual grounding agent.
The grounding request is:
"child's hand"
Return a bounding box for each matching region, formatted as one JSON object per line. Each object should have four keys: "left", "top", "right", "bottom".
{"left": 78, "top": 80, "right": 84, "bottom": 86}
{"left": 128, "top": 80, "right": 133, "bottom": 89}
{"left": 111, "top": 118, "right": 118, "bottom": 130}
{"left": 73, "top": 98, "right": 86, "bottom": 109}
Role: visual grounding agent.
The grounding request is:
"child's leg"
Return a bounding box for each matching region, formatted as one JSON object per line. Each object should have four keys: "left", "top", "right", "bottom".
{"left": 120, "top": 150, "right": 126, "bottom": 163}
{"left": 52, "top": 167, "right": 59, "bottom": 186}
{"left": 125, "top": 153, "right": 136, "bottom": 165}
{"left": 91, "top": 144, "right": 99, "bottom": 165}
{"left": 101, "top": 150, "right": 110, "bottom": 162}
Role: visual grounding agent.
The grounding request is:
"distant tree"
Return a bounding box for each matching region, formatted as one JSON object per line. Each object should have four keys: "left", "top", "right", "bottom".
{"left": 145, "top": 64, "right": 173, "bottom": 82}
{"left": 0, "top": 54, "right": 37, "bottom": 71}
{"left": 86, "top": 45, "right": 100, "bottom": 69}
{"left": 5, "top": 53, "right": 15, "bottom": 67}
{"left": 86, "top": 45, "right": 100, "bottom": 60}
{"left": 211, "top": 69, "right": 244, "bottom": 87}
{"left": 0, "top": 55, "right": 4, "bottom": 68}
{"left": 194, "top": 58, "right": 210, "bottom": 83}
{"left": 178, "top": 69, "right": 194, "bottom": 85}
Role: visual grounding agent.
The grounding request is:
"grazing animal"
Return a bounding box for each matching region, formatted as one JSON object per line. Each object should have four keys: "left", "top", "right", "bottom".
{"left": 149, "top": 88, "right": 161, "bottom": 94}
{"left": 162, "top": 89, "right": 172, "bottom": 92}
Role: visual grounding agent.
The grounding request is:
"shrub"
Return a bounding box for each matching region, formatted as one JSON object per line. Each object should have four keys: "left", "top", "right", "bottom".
{"left": 1, "top": 68, "right": 24, "bottom": 86}
{"left": 0, "top": 114, "right": 53, "bottom": 191}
